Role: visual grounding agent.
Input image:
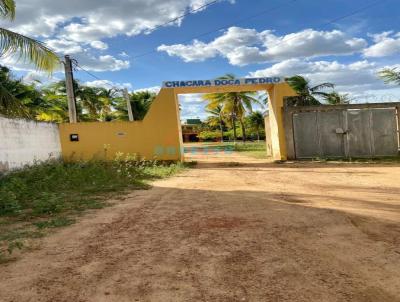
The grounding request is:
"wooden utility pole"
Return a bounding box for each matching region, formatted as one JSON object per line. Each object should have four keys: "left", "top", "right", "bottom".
{"left": 123, "top": 88, "right": 134, "bottom": 121}
{"left": 64, "top": 55, "right": 77, "bottom": 123}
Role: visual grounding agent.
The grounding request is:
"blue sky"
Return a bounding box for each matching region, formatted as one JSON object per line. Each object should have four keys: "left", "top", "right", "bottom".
{"left": 0, "top": 0, "right": 399, "bottom": 120}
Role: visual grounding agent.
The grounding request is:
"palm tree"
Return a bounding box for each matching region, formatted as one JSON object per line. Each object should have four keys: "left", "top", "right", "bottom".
{"left": 323, "top": 92, "right": 352, "bottom": 105}
{"left": 286, "top": 75, "right": 334, "bottom": 106}
{"left": 206, "top": 105, "right": 225, "bottom": 142}
{"left": 0, "top": 0, "right": 59, "bottom": 72}
{"left": 203, "top": 74, "right": 261, "bottom": 143}
{"left": 379, "top": 68, "right": 400, "bottom": 85}
{"left": 114, "top": 90, "right": 155, "bottom": 121}
{"left": 0, "top": 0, "right": 59, "bottom": 117}
{"left": 248, "top": 111, "right": 264, "bottom": 142}
{"left": 97, "top": 88, "right": 118, "bottom": 121}
{"left": 0, "top": 65, "right": 29, "bottom": 116}
{"left": 130, "top": 91, "right": 155, "bottom": 120}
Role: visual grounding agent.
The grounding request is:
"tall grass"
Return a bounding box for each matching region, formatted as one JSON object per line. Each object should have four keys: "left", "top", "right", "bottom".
{"left": 0, "top": 156, "right": 186, "bottom": 261}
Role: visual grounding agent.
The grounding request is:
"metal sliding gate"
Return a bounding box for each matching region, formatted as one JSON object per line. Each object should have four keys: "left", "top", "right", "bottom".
{"left": 285, "top": 103, "right": 400, "bottom": 159}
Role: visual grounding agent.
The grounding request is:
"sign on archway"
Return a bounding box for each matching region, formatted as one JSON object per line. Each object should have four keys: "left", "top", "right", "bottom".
{"left": 59, "top": 77, "right": 296, "bottom": 162}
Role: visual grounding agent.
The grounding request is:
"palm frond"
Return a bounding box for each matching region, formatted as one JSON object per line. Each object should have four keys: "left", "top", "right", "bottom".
{"left": 0, "top": 28, "right": 60, "bottom": 72}
{"left": 312, "top": 91, "right": 330, "bottom": 97}
{"left": 0, "top": 0, "right": 15, "bottom": 20}
{"left": 379, "top": 68, "right": 400, "bottom": 85}
{"left": 0, "top": 82, "right": 29, "bottom": 117}
{"left": 286, "top": 75, "right": 310, "bottom": 94}
{"left": 310, "top": 82, "right": 335, "bottom": 92}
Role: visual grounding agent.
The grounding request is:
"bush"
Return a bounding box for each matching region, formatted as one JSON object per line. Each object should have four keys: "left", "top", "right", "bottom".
{"left": 198, "top": 130, "right": 222, "bottom": 141}
{"left": 0, "top": 156, "right": 185, "bottom": 218}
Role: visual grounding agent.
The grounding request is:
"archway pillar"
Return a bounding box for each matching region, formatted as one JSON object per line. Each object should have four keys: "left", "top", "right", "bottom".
{"left": 267, "top": 83, "right": 297, "bottom": 161}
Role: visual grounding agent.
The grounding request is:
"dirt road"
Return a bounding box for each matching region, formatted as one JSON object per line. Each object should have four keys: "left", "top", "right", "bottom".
{"left": 1, "top": 148, "right": 400, "bottom": 302}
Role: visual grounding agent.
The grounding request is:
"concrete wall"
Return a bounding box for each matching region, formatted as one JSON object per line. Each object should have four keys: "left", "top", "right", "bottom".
{"left": 0, "top": 116, "right": 61, "bottom": 172}
{"left": 59, "top": 88, "right": 184, "bottom": 162}
{"left": 59, "top": 82, "right": 296, "bottom": 162}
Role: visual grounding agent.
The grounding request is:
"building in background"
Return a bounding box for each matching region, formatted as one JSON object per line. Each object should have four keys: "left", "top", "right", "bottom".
{"left": 181, "top": 119, "right": 202, "bottom": 142}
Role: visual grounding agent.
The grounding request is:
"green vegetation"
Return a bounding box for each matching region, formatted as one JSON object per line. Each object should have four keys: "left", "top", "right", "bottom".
{"left": 0, "top": 0, "right": 59, "bottom": 75}
{"left": 379, "top": 68, "right": 400, "bottom": 85}
{"left": 232, "top": 142, "right": 267, "bottom": 159}
{"left": 0, "top": 157, "right": 186, "bottom": 261}
{"left": 203, "top": 74, "right": 263, "bottom": 142}
{"left": 286, "top": 75, "right": 350, "bottom": 106}
{"left": 0, "top": 65, "right": 156, "bottom": 121}
{"left": 188, "top": 142, "right": 267, "bottom": 159}
{"left": 198, "top": 114, "right": 265, "bottom": 142}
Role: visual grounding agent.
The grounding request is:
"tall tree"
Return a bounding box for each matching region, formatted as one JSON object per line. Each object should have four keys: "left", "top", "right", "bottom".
{"left": 323, "top": 92, "right": 352, "bottom": 105}
{"left": 203, "top": 74, "right": 261, "bottom": 142}
{"left": 0, "top": 0, "right": 59, "bottom": 117}
{"left": 0, "top": 65, "right": 29, "bottom": 116}
{"left": 205, "top": 105, "right": 225, "bottom": 142}
{"left": 248, "top": 111, "right": 264, "bottom": 142}
{"left": 286, "top": 75, "right": 334, "bottom": 106}
{"left": 0, "top": 0, "right": 59, "bottom": 71}
{"left": 114, "top": 90, "right": 155, "bottom": 121}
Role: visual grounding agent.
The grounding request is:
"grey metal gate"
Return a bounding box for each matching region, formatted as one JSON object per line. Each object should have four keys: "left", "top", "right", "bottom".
{"left": 288, "top": 104, "right": 400, "bottom": 159}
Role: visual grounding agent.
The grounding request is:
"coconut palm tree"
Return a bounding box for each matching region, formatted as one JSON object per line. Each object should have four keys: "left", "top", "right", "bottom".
{"left": 205, "top": 105, "right": 225, "bottom": 142}
{"left": 203, "top": 74, "right": 261, "bottom": 142}
{"left": 286, "top": 75, "right": 334, "bottom": 106}
{"left": 0, "top": 0, "right": 59, "bottom": 72}
{"left": 0, "top": 0, "right": 59, "bottom": 116}
{"left": 248, "top": 111, "right": 264, "bottom": 142}
{"left": 379, "top": 68, "right": 400, "bottom": 85}
{"left": 97, "top": 88, "right": 119, "bottom": 121}
{"left": 0, "top": 65, "right": 28, "bottom": 116}
{"left": 323, "top": 92, "right": 352, "bottom": 105}
{"left": 114, "top": 90, "right": 156, "bottom": 121}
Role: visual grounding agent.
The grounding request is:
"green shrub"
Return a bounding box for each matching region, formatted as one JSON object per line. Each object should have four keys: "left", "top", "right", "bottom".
{"left": 198, "top": 130, "right": 222, "bottom": 141}
{"left": 0, "top": 190, "right": 20, "bottom": 216}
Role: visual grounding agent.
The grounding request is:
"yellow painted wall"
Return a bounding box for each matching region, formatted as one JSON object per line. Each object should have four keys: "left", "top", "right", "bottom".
{"left": 59, "top": 81, "right": 296, "bottom": 162}
{"left": 59, "top": 88, "right": 183, "bottom": 162}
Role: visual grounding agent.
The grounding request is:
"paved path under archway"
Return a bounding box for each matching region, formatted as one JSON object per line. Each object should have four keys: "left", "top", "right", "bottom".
{"left": 1, "top": 147, "right": 400, "bottom": 301}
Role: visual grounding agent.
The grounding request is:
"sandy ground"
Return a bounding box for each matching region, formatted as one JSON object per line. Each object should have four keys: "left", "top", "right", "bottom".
{"left": 1, "top": 146, "right": 400, "bottom": 302}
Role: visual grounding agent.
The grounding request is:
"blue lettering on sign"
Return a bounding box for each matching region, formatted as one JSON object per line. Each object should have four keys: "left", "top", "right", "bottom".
{"left": 162, "top": 77, "right": 283, "bottom": 88}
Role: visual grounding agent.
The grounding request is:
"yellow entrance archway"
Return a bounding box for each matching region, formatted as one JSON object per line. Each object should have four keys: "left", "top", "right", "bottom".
{"left": 59, "top": 78, "right": 296, "bottom": 162}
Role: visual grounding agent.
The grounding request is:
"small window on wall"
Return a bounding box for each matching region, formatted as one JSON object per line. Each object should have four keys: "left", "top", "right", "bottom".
{"left": 70, "top": 134, "right": 79, "bottom": 142}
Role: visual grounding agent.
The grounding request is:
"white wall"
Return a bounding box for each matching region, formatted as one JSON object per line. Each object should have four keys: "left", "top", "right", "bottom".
{"left": 0, "top": 116, "right": 61, "bottom": 172}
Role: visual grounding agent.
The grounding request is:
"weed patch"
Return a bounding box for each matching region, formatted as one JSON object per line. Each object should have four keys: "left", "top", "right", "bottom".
{"left": 0, "top": 157, "right": 187, "bottom": 261}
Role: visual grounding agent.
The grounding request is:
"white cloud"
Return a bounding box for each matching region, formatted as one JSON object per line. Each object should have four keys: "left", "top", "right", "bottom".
{"left": 0, "top": 0, "right": 232, "bottom": 73}
{"left": 90, "top": 41, "right": 108, "bottom": 50}
{"left": 85, "top": 80, "right": 132, "bottom": 90}
{"left": 134, "top": 86, "right": 161, "bottom": 94}
{"left": 45, "top": 39, "right": 83, "bottom": 54}
{"left": 119, "top": 51, "right": 130, "bottom": 58}
{"left": 364, "top": 31, "right": 400, "bottom": 57}
{"left": 0, "top": 0, "right": 231, "bottom": 41}
{"left": 249, "top": 59, "right": 400, "bottom": 99}
{"left": 158, "top": 27, "right": 367, "bottom": 65}
{"left": 77, "top": 54, "right": 130, "bottom": 72}
{"left": 22, "top": 71, "right": 60, "bottom": 86}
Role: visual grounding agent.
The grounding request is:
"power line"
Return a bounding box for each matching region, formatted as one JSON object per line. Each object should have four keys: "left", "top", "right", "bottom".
{"left": 71, "top": 0, "right": 387, "bottom": 88}
{"left": 132, "top": 0, "right": 386, "bottom": 60}
{"left": 61, "top": 0, "right": 224, "bottom": 88}
{"left": 46, "top": 0, "right": 222, "bottom": 61}
{"left": 132, "top": 0, "right": 299, "bottom": 59}
{"left": 247, "top": 0, "right": 388, "bottom": 62}
{"left": 145, "top": 0, "right": 222, "bottom": 33}
{"left": 72, "top": 61, "right": 123, "bottom": 91}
